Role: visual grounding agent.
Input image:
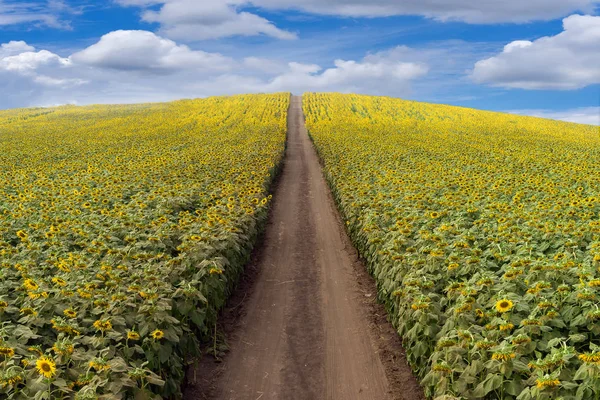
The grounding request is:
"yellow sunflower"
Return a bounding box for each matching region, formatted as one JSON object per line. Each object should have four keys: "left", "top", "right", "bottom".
{"left": 127, "top": 330, "right": 140, "bottom": 340}
{"left": 0, "top": 347, "right": 15, "bottom": 358}
{"left": 151, "top": 329, "right": 165, "bottom": 340}
{"left": 23, "top": 279, "right": 39, "bottom": 291}
{"left": 92, "top": 319, "right": 112, "bottom": 332}
{"left": 35, "top": 356, "right": 57, "bottom": 379}
{"left": 495, "top": 299, "right": 514, "bottom": 313}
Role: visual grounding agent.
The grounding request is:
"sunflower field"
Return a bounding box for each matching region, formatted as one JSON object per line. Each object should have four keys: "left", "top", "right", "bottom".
{"left": 0, "top": 93, "right": 289, "bottom": 399}
{"left": 303, "top": 93, "right": 600, "bottom": 400}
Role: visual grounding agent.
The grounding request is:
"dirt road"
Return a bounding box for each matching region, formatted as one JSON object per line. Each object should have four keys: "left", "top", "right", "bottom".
{"left": 185, "top": 96, "right": 423, "bottom": 400}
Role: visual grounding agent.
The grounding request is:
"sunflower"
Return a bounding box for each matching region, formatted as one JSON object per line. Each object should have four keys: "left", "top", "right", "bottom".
{"left": 92, "top": 319, "right": 112, "bottom": 332}
{"left": 23, "top": 279, "right": 39, "bottom": 291}
{"left": 52, "top": 342, "right": 74, "bottom": 356}
{"left": 16, "top": 230, "right": 28, "bottom": 240}
{"left": 127, "top": 330, "right": 140, "bottom": 341}
{"left": 447, "top": 263, "right": 459, "bottom": 271}
{"left": 492, "top": 352, "right": 516, "bottom": 362}
{"left": 578, "top": 352, "right": 600, "bottom": 364}
{"left": 20, "top": 307, "right": 38, "bottom": 317}
{"left": 89, "top": 358, "right": 110, "bottom": 372}
{"left": 536, "top": 378, "right": 560, "bottom": 389}
{"left": 63, "top": 309, "right": 77, "bottom": 318}
{"left": 151, "top": 329, "right": 165, "bottom": 340}
{"left": 0, "top": 347, "right": 15, "bottom": 358}
{"left": 35, "top": 356, "right": 57, "bottom": 379}
{"left": 52, "top": 277, "right": 67, "bottom": 286}
{"left": 495, "top": 299, "right": 514, "bottom": 313}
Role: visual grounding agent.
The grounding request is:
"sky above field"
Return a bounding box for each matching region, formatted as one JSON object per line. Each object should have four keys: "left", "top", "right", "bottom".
{"left": 0, "top": 0, "right": 599, "bottom": 125}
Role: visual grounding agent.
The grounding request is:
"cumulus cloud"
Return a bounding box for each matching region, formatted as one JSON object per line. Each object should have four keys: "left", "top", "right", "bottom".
{"left": 117, "top": 0, "right": 599, "bottom": 25}
{"left": 0, "top": 32, "right": 429, "bottom": 107}
{"left": 0, "top": 50, "right": 70, "bottom": 73}
{"left": 70, "top": 30, "right": 233, "bottom": 72}
{"left": 116, "top": 0, "right": 296, "bottom": 40}
{"left": 0, "top": 41, "right": 35, "bottom": 57}
{"left": 471, "top": 14, "right": 600, "bottom": 90}
{"left": 260, "top": 57, "right": 428, "bottom": 94}
{"left": 142, "top": 0, "right": 296, "bottom": 40}
{"left": 0, "top": 43, "right": 84, "bottom": 88}
{"left": 507, "top": 107, "right": 600, "bottom": 125}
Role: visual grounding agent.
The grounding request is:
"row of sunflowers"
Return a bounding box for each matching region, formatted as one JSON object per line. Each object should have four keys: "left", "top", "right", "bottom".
{"left": 0, "top": 93, "right": 289, "bottom": 398}
{"left": 303, "top": 93, "right": 600, "bottom": 400}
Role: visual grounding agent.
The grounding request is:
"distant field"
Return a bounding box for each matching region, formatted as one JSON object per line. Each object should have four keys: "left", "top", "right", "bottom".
{"left": 304, "top": 93, "right": 600, "bottom": 399}
{"left": 0, "top": 94, "right": 288, "bottom": 398}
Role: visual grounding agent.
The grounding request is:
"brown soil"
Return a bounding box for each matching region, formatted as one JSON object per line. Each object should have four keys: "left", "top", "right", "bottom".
{"left": 183, "top": 96, "right": 425, "bottom": 400}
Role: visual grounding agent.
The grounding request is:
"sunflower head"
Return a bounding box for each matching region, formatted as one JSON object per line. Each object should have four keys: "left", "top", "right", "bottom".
{"left": 0, "top": 346, "right": 15, "bottom": 358}
{"left": 36, "top": 356, "right": 57, "bottom": 379}
{"left": 63, "top": 309, "right": 77, "bottom": 318}
{"left": 23, "top": 279, "right": 39, "bottom": 291}
{"left": 92, "top": 319, "right": 112, "bottom": 332}
{"left": 127, "top": 330, "right": 140, "bottom": 341}
{"left": 495, "top": 299, "right": 514, "bottom": 313}
{"left": 151, "top": 329, "right": 165, "bottom": 340}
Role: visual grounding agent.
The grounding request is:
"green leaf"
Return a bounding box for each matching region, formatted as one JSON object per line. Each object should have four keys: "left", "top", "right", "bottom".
{"left": 516, "top": 387, "right": 532, "bottom": 400}
{"left": 573, "top": 365, "right": 589, "bottom": 381}
{"left": 569, "top": 333, "right": 588, "bottom": 343}
{"left": 473, "top": 374, "right": 502, "bottom": 397}
{"left": 145, "top": 375, "right": 166, "bottom": 386}
{"left": 505, "top": 379, "right": 523, "bottom": 396}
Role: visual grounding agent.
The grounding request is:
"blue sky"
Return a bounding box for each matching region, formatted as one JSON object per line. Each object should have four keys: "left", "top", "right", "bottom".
{"left": 0, "top": 0, "right": 599, "bottom": 124}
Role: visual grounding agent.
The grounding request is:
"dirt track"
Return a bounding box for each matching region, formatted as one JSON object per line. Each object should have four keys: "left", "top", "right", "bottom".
{"left": 185, "top": 96, "right": 424, "bottom": 400}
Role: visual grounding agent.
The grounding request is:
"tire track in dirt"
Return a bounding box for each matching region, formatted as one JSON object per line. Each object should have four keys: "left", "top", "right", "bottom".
{"left": 184, "top": 95, "right": 424, "bottom": 400}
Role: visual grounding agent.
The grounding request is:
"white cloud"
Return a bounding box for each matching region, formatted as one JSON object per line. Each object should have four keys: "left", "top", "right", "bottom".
{"left": 114, "top": 0, "right": 600, "bottom": 43}
{"left": 70, "top": 30, "right": 234, "bottom": 72}
{"left": 0, "top": 41, "right": 35, "bottom": 57}
{"left": 471, "top": 14, "right": 600, "bottom": 90}
{"left": 199, "top": 49, "right": 429, "bottom": 96}
{"left": 0, "top": 50, "right": 70, "bottom": 73}
{"left": 116, "top": 0, "right": 600, "bottom": 25}
{"left": 0, "top": 44, "right": 80, "bottom": 88}
{"left": 261, "top": 58, "right": 427, "bottom": 93}
{"left": 142, "top": 0, "right": 296, "bottom": 40}
{"left": 115, "top": 0, "right": 295, "bottom": 40}
{"left": 507, "top": 107, "right": 600, "bottom": 125}
{"left": 33, "top": 75, "right": 87, "bottom": 87}
{"left": 259, "top": 0, "right": 599, "bottom": 23}
{"left": 0, "top": 0, "right": 73, "bottom": 28}
{"left": 0, "top": 33, "right": 429, "bottom": 107}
